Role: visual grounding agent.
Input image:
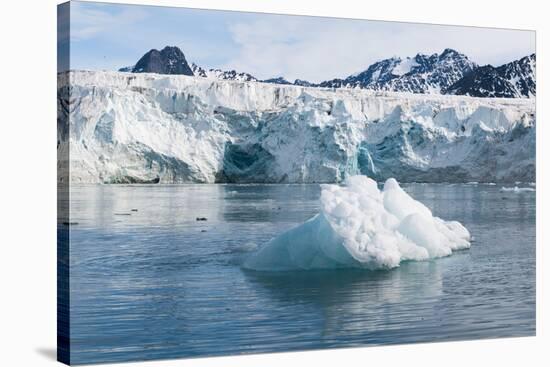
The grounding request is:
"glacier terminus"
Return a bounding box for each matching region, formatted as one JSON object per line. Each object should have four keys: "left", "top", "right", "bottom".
{"left": 58, "top": 70, "right": 535, "bottom": 184}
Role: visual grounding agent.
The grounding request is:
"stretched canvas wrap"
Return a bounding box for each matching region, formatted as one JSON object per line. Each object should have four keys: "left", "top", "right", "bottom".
{"left": 57, "top": 1, "right": 536, "bottom": 365}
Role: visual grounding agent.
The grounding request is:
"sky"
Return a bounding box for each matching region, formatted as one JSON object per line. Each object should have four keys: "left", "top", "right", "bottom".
{"left": 63, "top": 1, "right": 536, "bottom": 83}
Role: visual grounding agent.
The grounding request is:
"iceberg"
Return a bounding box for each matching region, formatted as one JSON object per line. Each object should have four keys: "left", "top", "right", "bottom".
{"left": 244, "top": 176, "right": 470, "bottom": 271}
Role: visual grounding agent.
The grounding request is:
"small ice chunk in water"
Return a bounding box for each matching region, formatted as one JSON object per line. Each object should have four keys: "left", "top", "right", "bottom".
{"left": 244, "top": 175, "right": 471, "bottom": 271}
{"left": 500, "top": 186, "right": 535, "bottom": 193}
{"left": 235, "top": 242, "right": 259, "bottom": 252}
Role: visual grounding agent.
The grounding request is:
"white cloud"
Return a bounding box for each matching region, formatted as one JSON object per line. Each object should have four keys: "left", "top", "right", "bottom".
{"left": 70, "top": 2, "right": 147, "bottom": 42}
{"left": 224, "top": 16, "right": 535, "bottom": 82}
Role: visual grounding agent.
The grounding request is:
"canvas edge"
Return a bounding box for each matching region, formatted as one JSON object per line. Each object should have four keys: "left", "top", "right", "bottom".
{"left": 57, "top": 1, "right": 71, "bottom": 365}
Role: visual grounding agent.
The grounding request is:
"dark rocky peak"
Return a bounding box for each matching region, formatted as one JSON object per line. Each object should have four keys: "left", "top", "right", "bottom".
{"left": 132, "top": 46, "right": 194, "bottom": 75}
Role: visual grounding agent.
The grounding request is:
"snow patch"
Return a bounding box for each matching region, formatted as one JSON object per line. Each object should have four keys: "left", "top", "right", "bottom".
{"left": 392, "top": 57, "right": 419, "bottom": 76}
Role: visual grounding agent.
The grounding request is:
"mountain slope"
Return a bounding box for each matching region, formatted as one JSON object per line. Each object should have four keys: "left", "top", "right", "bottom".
{"left": 190, "top": 63, "right": 258, "bottom": 82}
{"left": 320, "top": 49, "right": 477, "bottom": 94}
{"left": 59, "top": 70, "right": 535, "bottom": 184}
{"left": 446, "top": 54, "right": 536, "bottom": 98}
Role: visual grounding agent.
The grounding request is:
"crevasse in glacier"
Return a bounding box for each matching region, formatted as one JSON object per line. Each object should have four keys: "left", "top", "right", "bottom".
{"left": 243, "top": 176, "right": 471, "bottom": 271}
{"left": 58, "top": 71, "right": 535, "bottom": 183}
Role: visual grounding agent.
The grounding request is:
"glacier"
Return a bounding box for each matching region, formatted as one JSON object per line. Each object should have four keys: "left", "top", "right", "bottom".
{"left": 244, "top": 175, "right": 471, "bottom": 271}
{"left": 58, "top": 70, "right": 535, "bottom": 184}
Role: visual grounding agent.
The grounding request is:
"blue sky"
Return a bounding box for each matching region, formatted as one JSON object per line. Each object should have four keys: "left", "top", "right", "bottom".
{"left": 65, "top": 1, "right": 536, "bottom": 82}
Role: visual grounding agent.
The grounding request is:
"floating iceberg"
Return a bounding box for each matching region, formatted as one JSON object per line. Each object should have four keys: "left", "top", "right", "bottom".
{"left": 244, "top": 176, "right": 470, "bottom": 271}
{"left": 500, "top": 186, "right": 536, "bottom": 193}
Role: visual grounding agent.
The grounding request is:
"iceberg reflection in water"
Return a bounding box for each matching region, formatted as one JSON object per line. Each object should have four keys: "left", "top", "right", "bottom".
{"left": 244, "top": 262, "right": 445, "bottom": 340}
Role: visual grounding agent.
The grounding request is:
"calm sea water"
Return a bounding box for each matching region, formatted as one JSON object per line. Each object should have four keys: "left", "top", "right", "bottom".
{"left": 65, "top": 183, "right": 536, "bottom": 364}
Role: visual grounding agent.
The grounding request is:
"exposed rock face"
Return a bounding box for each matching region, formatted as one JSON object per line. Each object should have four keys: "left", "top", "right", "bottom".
{"left": 131, "top": 46, "right": 194, "bottom": 75}
{"left": 447, "top": 54, "right": 536, "bottom": 98}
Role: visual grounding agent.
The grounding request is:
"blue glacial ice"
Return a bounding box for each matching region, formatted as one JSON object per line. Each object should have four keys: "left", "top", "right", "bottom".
{"left": 244, "top": 176, "right": 471, "bottom": 271}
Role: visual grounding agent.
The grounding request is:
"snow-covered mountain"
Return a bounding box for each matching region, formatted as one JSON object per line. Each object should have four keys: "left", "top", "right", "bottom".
{"left": 319, "top": 49, "right": 477, "bottom": 94}
{"left": 118, "top": 65, "right": 134, "bottom": 72}
{"left": 120, "top": 46, "right": 535, "bottom": 98}
{"left": 190, "top": 63, "right": 258, "bottom": 82}
{"left": 58, "top": 70, "right": 535, "bottom": 184}
{"left": 446, "top": 54, "right": 536, "bottom": 98}
{"left": 262, "top": 77, "right": 319, "bottom": 87}
{"left": 262, "top": 77, "right": 293, "bottom": 85}
{"left": 317, "top": 50, "right": 535, "bottom": 98}
{"left": 190, "top": 69, "right": 315, "bottom": 88}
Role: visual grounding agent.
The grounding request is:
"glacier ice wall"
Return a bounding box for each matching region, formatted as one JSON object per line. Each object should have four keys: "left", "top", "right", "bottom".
{"left": 58, "top": 71, "right": 535, "bottom": 183}
{"left": 244, "top": 175, "right": 471, "bottom": 271}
